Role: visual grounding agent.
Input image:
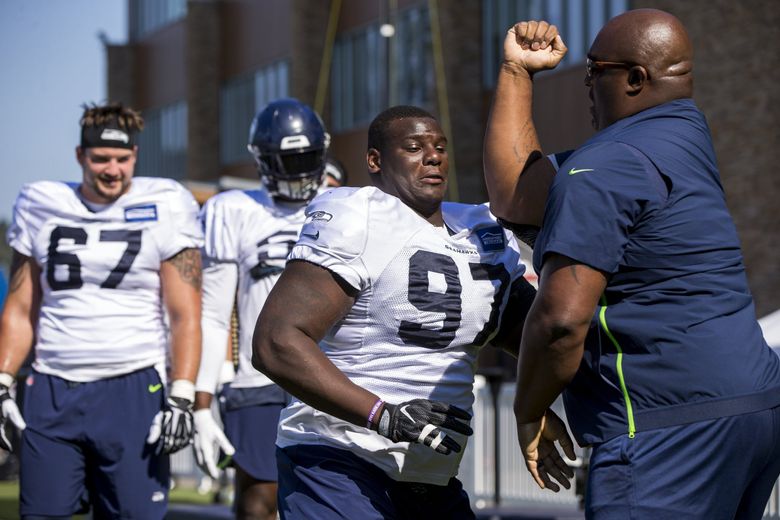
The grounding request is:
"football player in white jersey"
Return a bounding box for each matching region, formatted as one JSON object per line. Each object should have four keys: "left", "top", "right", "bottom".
{"left": 192, "top": 98, "right": 331, "bottom": 520}
{"left": 253, "top": 106, "right": 552, "bottom": 519}
{"left": 323, "top": 154, "right": 348, "bottom": 188}
{"left": 0, "top": 103, "right": 203, "bottom": 519}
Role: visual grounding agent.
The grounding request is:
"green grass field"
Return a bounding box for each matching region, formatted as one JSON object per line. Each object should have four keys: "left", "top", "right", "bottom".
{"left": 0, "top": 480, "right": 214, "bottom": 520}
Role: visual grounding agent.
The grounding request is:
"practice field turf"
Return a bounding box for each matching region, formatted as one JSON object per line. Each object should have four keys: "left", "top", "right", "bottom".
{"left": 0, "top": 481, "right": 214, "bottom": 519}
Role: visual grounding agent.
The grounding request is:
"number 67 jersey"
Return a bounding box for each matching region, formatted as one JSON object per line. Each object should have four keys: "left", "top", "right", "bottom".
{"left": 7, "top": 178, "right": 203, "bottom": 382}
{"left": 277, "top": 186, "right": 527, "bottom": 485}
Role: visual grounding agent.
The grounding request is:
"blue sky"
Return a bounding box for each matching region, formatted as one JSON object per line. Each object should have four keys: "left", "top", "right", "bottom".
{"left": 0, "top": 0, "right": 126, "bottom": 221}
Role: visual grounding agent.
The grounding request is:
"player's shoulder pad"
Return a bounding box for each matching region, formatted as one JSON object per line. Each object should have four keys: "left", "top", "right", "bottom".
{"left": 203, "top": 188, "right": 271, "bottom": 214}
{"left": 200, "top": 189, "right": 278, "bottom": 242}
{"left": 16, "top": 180, "right": 79, "bottom": 210}
{"left": 443, "top": 201, "right": 522, "bottom": 254}
{"left": 297, "top": 186, "right": 398, "bottom": 259}
{"left": 442, "top": 201, "right": 501, "bottom": 232}
{"left": 130, "top": 177, "right": 198, "bottom": 210}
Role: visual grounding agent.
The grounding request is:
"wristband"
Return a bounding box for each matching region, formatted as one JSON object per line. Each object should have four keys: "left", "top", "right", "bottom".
{"left": 367, "top": 399, "right": 384, "bottom": 429}
{"left": 169, "top": 379, "right": 196, "bottom": 403}
{"left": 0, "top": 373, "right": 15, "bottom": 389}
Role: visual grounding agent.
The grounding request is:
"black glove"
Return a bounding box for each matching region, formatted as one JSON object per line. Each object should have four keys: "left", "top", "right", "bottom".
{"left": 0, "top": 376, "right": 26, "bottom": 453}
{"left": 146, "top": 380, "right": 195, "bottom": 454}
{"left": 376, "top": 399, "right": 473, "bottom": 455}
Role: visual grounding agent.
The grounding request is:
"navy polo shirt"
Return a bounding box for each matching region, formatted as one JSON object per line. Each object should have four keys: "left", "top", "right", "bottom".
{"left": 535, "top": 99, "right": 780, "bottom": 446}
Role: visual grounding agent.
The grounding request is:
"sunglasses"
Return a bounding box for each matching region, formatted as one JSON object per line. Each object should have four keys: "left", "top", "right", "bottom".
{"left": 586, "top": 57, "right": 637, "bottom": 80}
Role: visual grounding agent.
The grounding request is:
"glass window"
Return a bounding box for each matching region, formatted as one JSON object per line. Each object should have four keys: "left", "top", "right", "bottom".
{"left": 331, "top": 25, "right": 383, "bottom": 132}
{"left": 136, "top": 101, "right": 187, "bottom": 179}
{"left": 331, "top": 4, "right": 433, "bottom": 132}
{"left": 482, "top": 0, "right": 628, "bottom": 87}
{"left": 130, "top": 0, "right": 187, "bottom": 41}
{"left": 394, "top": 6, "right": 434, "bottom": 108}
{"left": 220, "top": 61, "right": 290, "bottom": 166}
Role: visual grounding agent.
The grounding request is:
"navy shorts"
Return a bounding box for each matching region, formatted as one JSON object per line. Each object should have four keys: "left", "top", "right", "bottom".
{"left": 586, "top": 405, "right": 780, "bottom": 519}
{"left": 277, "top": 444, "right": 475, "bottom": 520}
{"left": 19, "top": 367, "right": 169, "bottom": 519}
{"left": 219, "top": 384, "right": 285, "bottom": 482}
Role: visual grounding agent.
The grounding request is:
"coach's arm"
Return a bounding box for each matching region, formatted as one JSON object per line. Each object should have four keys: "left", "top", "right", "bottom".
{"left": 483, "top": 22, "right": 566, "bottom": 227}
{"left": 513, "top": 254, "right": 605, "bottom": 491}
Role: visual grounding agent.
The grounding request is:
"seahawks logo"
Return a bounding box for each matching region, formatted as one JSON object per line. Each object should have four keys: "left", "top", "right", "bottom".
{"left": 305, "top": 211, "right": 333, "bottom": 223}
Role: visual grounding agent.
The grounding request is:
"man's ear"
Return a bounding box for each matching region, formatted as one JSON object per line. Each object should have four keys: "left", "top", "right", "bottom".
{"left": 626, "top": 65, "right": 648, "bottom": 94}
{"left": 76, "top": 146, "right": 85, "bottom": 165}
{"left": 367, "top": 148, "right": 381, "bottom": 174}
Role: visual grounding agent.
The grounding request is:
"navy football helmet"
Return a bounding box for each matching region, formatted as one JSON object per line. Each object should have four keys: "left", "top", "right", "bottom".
{"left": 247, "top": 98, "right": 330, "bottom": 202}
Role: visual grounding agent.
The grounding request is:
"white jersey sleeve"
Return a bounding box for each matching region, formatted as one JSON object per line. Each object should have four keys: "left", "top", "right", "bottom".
{"left": 201, "top": 192, "right": 238, "bottom": 262}
{"left": 289, "top": 187, "right": 374, "bottom": 291}
{"left": 196, "top": 258, "right": 238, "bottom": 394}
{"left": 7, "top": 184, "right": 38, "bottom": 256}
{"left": 155, "top": 180, "right": 203, "bottom": 260}
{"left": 200, "top": 189, "right": 273, "bottom": 262}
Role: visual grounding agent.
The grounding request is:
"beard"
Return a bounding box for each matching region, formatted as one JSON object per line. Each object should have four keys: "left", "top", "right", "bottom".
{"left": 87, "top": 174, "right": 132, "bottom": 203}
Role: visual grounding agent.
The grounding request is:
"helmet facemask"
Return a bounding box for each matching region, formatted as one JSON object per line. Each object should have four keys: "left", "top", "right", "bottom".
{"left": 252, "top": 147, "right": 326, "bottom": 202}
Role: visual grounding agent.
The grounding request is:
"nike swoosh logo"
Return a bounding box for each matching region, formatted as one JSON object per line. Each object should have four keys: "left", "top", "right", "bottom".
{"left": 302, "top": 231, "right": 319, "bottom": 240}
{"left": 400, "top": 405, "right": 415, "bottom": 423}
{"left": 148, "top": 383, "right": 162, "bottom": 393}
{"left": 568, "top": 168, "right": 595, "bottom": 175}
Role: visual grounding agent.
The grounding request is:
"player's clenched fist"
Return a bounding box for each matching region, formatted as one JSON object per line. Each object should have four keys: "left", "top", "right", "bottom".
{"left": 503, "top": 20, "right": 568, "bottom": 76}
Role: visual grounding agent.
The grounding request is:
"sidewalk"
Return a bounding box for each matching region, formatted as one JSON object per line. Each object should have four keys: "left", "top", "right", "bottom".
{"left": 165, "top": 503, "right": 585, "bottom": 519}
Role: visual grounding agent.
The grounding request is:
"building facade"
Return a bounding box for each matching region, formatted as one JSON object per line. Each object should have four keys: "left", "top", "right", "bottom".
{"left": 107, "top": 0, "right": 779, "bottom": 316}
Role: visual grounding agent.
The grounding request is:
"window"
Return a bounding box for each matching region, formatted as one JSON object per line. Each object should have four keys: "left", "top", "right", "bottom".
{"left": 482, "top": 0, "right": 628, "bottom": 87}
{"left": 129, "top": 0, "right": 187, "bottom": 40}
{"left": 136, "top": 101, "right": 187, "bottom": 179}
{"left": 394, "top": 6, "right": 434, "bottom": 109}
{"left": 331, "top": 5, "right": 433, "bottom": 131}
{"left": 220, "top": 61, "right": 289, "bottom": 166}
{"left": 331, "top": 24, "right": 385, "bottom": 131}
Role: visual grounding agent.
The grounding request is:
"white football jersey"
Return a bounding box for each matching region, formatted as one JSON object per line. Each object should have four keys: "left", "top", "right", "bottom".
{"left": 276, "top": 187, "right": 527, "bottom": 485}
{"left": 7, "top": 177, "right": 203, "bottom": 382}
{"left": 200, "top": 189, "right": 315, "bottom": 388}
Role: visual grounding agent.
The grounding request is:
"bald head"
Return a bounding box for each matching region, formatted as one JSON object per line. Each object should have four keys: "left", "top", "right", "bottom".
{"left": 588, "top": 9, "right": 694, "bottom": 128}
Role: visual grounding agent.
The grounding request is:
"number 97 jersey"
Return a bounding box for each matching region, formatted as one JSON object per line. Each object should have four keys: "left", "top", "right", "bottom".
{"left": 7, "top": 178, "right": 203, "bottom": 382}
{"left": 278, "top": 186, "right": 527, "bottom": 484}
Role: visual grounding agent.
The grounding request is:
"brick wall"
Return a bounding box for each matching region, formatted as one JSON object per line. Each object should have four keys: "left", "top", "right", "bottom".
{"left": 290, "top": 0, "right": 331, "bottom": 108}
{"left": 632, "top": 0, "right": 780, "bottom": 316}
{"left": 106, "top": 44, "right": 135, "bottom": 106}
{"left": 436, "top": 0, "right": 486, "bottom": 204}
{"left": 186, "top": 0, "right": 221, "bottom": 182}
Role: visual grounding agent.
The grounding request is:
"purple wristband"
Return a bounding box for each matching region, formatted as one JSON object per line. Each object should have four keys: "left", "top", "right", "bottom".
{"left": 367, "top": 399, "right": 384, "bottom": 429}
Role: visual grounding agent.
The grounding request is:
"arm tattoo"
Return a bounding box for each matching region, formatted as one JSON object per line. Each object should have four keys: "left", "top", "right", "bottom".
{"left": 167, "top": 248, "right": 202, "bottom": 290}
{"left": 8, "top": 251, "right": 31, "bottom": 294}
